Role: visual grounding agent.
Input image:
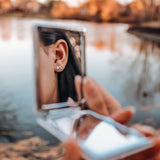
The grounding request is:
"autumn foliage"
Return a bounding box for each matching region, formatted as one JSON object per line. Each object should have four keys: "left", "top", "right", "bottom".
{"left": 0, "top": 0, "right": 160, "bottom": 22}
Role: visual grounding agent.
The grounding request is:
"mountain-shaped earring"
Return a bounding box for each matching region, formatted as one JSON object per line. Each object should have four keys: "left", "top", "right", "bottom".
{"left": 56, "top": 66, "right": 62, "bottom": 70}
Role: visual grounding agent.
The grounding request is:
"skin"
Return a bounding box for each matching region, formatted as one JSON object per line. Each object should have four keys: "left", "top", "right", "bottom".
{"left": 63, "top": 76, "right": 160, "bottom": 160}
{"left": 39, "top": 39, "right": 68, "bottom": 105}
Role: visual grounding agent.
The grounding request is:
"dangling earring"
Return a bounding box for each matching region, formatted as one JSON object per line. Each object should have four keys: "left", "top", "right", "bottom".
{"left": 56, "top": 66, "right": 62, "bottom": 70}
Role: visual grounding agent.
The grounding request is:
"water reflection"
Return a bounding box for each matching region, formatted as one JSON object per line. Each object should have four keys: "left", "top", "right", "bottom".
{"left": 85, "top": 22, "right": 160, "bottom": 128}
{"left": 0, "top": 90, "right": 18, "bottom": 142}
{"left": 0, "top": 17, "right": 160, "bottom": 142}
{"left": 0, "top": 17, "right": 59, "bottom": 143}
{"left": 0, "top": 17, "right": 26, "bottom": 41}
{"left": 1, "top": 17, "right": 11, "bottom": 40}
{"left": 125, "top": 41, "right": 160, "bottom": 105}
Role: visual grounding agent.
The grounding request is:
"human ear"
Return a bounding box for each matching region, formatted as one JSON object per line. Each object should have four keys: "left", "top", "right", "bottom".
{"left": 54, "top": 39, "right": 68, "bottom": 72}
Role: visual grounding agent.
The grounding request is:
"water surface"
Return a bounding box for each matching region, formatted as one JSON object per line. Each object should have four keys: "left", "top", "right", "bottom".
{"left": 0, "top": 17, "right": 160, "bottom": 143}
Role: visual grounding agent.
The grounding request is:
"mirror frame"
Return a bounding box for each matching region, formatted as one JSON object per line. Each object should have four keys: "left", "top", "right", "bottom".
{"left": 33, "top": 24, "right": 86, "bottom": 113}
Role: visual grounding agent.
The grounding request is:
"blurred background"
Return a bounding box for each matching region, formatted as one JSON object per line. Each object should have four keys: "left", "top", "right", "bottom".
{"left": 1, "top": 0, "right": 160, "bottom": 22}
{"left": 0, "top": 0, "right": 160, "bottom": 148}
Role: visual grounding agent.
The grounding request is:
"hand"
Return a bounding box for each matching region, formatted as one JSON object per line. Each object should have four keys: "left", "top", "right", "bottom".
{"left": 63, "top": 76, "right": 160, "bottom": 160}
{"left": 75, "top": 76, "right": 135, "bottom": 123}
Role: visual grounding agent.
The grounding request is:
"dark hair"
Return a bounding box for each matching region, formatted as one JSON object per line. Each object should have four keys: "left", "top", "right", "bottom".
{"left": 38, "top": 27, "right": 81, "bottom": 103}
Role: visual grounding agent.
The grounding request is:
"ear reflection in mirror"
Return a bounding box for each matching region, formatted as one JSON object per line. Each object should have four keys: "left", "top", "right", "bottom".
{"left": 35, "top": 26, "right": 85, "bottom": 111}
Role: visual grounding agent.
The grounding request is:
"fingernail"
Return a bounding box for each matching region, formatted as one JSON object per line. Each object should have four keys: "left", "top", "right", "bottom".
{"left": 75, "top": 75, "right": 81, "bottom": 83}
{"left": 67, "top": 97, "right": 74, "bottom": 103}
{"left": 83, "top": 77, "right": 97, "bottom": 96}
{"left": 83, "top": 76, "right": 91, "bottom": 84}
{"left": 128, "top": 106, "right": 136, "bottom": 114}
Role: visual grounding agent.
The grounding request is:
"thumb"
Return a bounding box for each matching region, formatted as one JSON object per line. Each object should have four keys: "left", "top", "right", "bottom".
{"left": 111, "top": 107, "right": 135, "bottom": 124}
{"left": 131, "top": 124, "right": 156, "bottom": 137}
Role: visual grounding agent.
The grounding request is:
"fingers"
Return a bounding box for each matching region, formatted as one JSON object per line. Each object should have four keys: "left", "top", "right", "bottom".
{"left": 152, "top": 137, "right": 160, "bottom": 151}
{"left": 122, "top": 137, "right": 160, "bottom": 160}
{"left": 75, "top": 76, "right": 122, "bottom": 116}
{"left": 75, "top": 75, "right": 82, "bottom": 101}
{"left": 83, "top": 77, "right": 109, "bottom": 116}
{"left": 67, "top": 97, "right": 74, "bottom": 103}
{"left": 131, "top": 124, "right": 156, "bottom": 137}
{"left": 75, "top": 75, "right": 109, "bottom": 115}
{"left": 83, "top": 77, "right": 121, "bottom": 115}
{"left": 63, "top": 139, "right": 82, "bottom": 160}
{"left": 136, "top": 137, "right": 160, "bottom": 159}
{"left": 75, "top": 75, "right": 133, "bottom": 124}
{"left": 111, "top": 107, "right": 135, "bottom": 124}
{"left": 90, "top": 78, "right": 121, "bottom": 114}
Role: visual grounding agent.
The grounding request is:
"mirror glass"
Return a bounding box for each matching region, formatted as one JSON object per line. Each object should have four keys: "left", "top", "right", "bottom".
{"left": 34, "top": 25, "right": 85, "bottom": 111}
{"left": 38, "top": 108, "right": 151, "bottom": 160}
{"left": 75, "top": 114, "right": 151, "bottom": 160}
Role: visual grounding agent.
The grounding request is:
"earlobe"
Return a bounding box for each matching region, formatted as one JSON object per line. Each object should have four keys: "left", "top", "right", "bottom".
{"left": 54, "top": 39, "right": 68, "bottom": 72}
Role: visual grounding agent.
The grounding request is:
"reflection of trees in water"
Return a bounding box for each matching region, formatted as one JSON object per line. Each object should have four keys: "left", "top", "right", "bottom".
{"left": 137, "top": 42, "right": 154, "bottom": 103}
{"left": 0, "top": 89, "right": 18, "bottom": 142}
{"left": 0, "top": 17, "right": 26, "bottom": 41}
{"left": 1, "top": 17, "right": 11, "bottom": 40}
{"left": 86, "top": 23, "right": 117, "bottom": 50}
{"left": 16, "top": 18, "right": 25, "bottom": 40}
{"left": 125, "top": 40, "right": 160, "bottom": 106}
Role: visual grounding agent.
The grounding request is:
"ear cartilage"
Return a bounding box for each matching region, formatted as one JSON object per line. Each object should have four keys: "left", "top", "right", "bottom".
{"left": 56, "top": 66, "right": 62, "bottom": 70}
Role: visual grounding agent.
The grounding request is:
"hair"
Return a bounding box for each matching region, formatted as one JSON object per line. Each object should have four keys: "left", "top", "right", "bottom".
{"left": 38, "top": 27, "right": 82, "bottom": 103}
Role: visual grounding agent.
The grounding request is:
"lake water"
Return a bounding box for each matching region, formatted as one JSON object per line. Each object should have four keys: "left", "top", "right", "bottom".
{"left": 0, "top": 17, "right": 160, "bottom": 143}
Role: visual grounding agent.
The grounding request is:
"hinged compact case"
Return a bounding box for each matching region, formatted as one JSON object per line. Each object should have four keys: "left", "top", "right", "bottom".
{"left": 33, "top": 24, "right": 153, "bottom": 160}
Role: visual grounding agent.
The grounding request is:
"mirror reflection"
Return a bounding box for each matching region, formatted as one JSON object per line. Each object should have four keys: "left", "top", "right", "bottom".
{"left": 35, "top": 26, "right": 85, "bottom": 111}
{"left": 73, "top": 113, "right": 152, "bottom": 160}
{"left": 43, "top": 109, "right": 151, "bottom": 160}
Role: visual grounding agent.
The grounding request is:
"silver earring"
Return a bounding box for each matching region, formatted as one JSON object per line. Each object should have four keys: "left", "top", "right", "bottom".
{"left": 56, "top": 66, "right": 62, "bottom": 70}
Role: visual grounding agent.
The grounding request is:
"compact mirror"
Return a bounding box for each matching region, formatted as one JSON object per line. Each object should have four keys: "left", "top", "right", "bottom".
{"left": 33, "top": 24, "right": 153, "bottom": 160}
{"left": 75, "top": 111, "right": 153, "bottom": 160}
{"left": 37, "top": 108, "right": 152, "bottom": 160}
{"left": 33, "top": 25, "right": 86, "bottom": 112}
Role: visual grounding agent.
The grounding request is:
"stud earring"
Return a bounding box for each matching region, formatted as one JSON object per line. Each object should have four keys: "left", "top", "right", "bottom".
{"left": 56, "top": 66, "right": 62, "bottom": 70}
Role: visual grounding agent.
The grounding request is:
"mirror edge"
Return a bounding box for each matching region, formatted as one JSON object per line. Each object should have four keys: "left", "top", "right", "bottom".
{"left": 33, "top": 24, "right": 86, "bottom": 114}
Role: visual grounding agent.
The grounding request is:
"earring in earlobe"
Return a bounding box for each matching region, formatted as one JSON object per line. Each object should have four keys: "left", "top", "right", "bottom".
{"left": 56, "top": 66, "right": 62, "bottom": 70}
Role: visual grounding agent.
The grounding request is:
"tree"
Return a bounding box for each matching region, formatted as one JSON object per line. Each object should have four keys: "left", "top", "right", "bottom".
{"left": 0, "top": 0, "right": 12, "bottom": 12}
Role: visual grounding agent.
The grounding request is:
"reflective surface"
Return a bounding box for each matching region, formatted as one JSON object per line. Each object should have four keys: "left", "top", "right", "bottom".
{"left": 0, "top": 18, "right": 59, "bottom": 143}
{"left": 85, "top": 24, "right": 160, "bottom": 128}
{"left": 38, "top": 108, "right": 152, "bottom": 160}
{"left": 76, "top": 112, "right": 152, "bottom": 160}
{"left": 34, "top": 25, "right": 85, "bottom": 111}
